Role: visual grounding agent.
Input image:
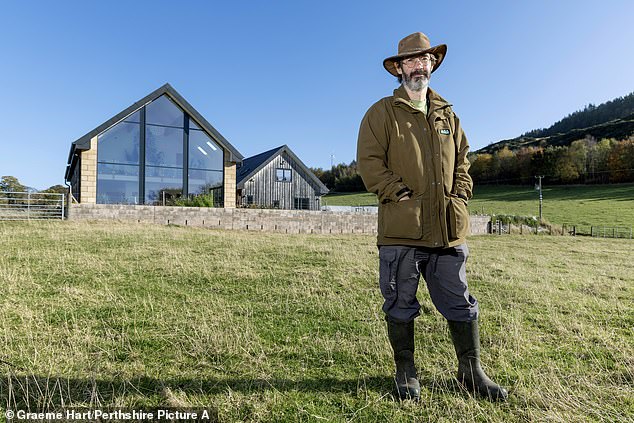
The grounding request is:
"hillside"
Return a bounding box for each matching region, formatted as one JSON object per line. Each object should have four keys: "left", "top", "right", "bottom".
{"left": 478, "top": 114, "right": 634, "bottom": 154}
{"left": 477, "top": 91, "right": 634, "bottom": 154}
{"left": 526, "top": 92, "right": 634, "bottom": 138}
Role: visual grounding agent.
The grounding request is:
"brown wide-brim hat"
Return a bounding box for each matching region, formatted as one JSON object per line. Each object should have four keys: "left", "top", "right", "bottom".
{"left": 383, "top": 32, "right": 447, "bottom": 76}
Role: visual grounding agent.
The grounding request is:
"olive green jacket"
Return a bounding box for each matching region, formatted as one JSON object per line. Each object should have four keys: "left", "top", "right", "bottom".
{"left": 357, "top": 85, "right": 473, "bottom": 248}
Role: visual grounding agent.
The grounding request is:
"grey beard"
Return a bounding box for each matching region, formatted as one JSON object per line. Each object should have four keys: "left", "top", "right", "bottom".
{"left": 403, "top": 73, "right": 429, "bottom": 92}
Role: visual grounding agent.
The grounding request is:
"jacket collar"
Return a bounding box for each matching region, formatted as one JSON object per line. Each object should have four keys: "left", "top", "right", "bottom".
{"left": 393, "top": 85, "right": 452, "bottom": 117}
{"left": 427, "top": 88, "right": 452, "bottom": 115}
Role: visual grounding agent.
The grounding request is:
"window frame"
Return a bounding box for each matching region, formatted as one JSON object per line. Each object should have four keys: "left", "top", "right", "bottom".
{"left": 276, "top": 168, "right": 292, "bottom": 183}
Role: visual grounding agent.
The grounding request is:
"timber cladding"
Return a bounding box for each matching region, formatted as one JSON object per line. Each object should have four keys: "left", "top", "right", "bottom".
{"left": 68, "top": 204, "right": 491, "bottom": 235}
{"left": 240, "top": 151, "right": 322, "bottom": 210}
{"left": 236, "top": 145, "right": 329, "bottom": 211}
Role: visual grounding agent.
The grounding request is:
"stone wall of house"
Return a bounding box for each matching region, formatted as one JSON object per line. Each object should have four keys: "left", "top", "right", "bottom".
{"left": 79, "top": 136, "right": 98, "bottom": 204}
{"left": 223, "top": 160, "right": 236, "bottom": 208}
{"left": 68, "top": 204, "right": 491, "bottom": 236}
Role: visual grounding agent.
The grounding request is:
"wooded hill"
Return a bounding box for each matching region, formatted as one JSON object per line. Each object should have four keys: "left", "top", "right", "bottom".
{"left": 478, "top": 92, "right": 634, "bottom": 154}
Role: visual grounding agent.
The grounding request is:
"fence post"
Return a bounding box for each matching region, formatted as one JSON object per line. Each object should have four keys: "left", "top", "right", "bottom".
{"left": 61, "top": 194, "right": 65, "bottom": 220}
{"left": 27, "top": 191, "right": 31, "bottom": 220}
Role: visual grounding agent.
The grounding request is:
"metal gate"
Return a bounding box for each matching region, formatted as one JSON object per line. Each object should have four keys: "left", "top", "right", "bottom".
{"left": 591, "top": 226, "right": 633, "bottom": 239}
{"left": 0, "top": 191, "right": 65, "bottom": 220}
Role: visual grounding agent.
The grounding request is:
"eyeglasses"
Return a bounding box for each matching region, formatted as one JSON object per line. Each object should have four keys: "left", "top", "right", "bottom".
{"left": 401, "top": 55, "right": 437, "bottom": 67}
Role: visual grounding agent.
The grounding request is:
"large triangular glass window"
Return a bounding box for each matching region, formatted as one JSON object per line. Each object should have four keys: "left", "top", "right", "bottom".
{"left": 146, "top": 95, "right": 184, "bottom": 127}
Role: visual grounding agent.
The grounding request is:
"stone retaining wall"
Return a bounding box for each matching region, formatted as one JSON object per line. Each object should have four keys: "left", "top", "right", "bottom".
{"left": 69, "top": 204, "right": 491, "bottom": 236}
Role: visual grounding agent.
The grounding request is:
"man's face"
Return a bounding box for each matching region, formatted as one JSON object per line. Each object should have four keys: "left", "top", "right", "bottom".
{"left": 395, "top": 54, "right": 434, "bottom": 92}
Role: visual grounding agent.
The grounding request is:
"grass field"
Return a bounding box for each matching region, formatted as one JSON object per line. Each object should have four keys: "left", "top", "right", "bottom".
{"left": 323, "top": 183, "right": 634, "bottom": 227}
{"left": 1, "top": 221, "right": 633, "bottom": 422}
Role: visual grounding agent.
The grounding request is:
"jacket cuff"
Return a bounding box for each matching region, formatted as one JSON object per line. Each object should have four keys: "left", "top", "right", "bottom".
{"left": 395, "top": 187, "right": 412, "bottom": 200}
{"left": 456, "top": 191, "right": 469, "bottom": 202}
{"left": 381, "top": 183, "right": 409, "bottom": 203}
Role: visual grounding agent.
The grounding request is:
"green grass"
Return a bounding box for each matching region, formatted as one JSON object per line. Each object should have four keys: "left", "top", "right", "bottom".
{"left": 1, "top": 221, "right": 633, "bottom": 422}
{"left": 323, "top": 192, "right": 378, "bottom": 207}
{"left": 323, "top": 183, "right": 634, "bottom": 227}
{"left": 469, "top": 184, "right": 634, "bottom": 227}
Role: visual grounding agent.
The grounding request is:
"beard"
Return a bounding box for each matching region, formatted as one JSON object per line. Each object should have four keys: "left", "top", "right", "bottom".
{"left": 403, "top": 69, "right": 430, "bottom": 92}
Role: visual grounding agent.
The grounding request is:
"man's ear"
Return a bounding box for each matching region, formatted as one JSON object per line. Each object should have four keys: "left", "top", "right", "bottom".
{"left": 394, "top": 62, "right": 402, "bottom": 75}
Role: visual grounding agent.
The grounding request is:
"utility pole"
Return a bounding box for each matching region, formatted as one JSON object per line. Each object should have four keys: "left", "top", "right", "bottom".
{"left": 535, "top": 175, "right": 543, "bottom": 223}
{"left": 330, "top": 153, "right": 335, "bottom": 170}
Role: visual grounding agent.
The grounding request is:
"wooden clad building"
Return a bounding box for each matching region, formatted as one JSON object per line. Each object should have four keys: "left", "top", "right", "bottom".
{"left": 236, "top": 145, "right": 329, "bottom": 210}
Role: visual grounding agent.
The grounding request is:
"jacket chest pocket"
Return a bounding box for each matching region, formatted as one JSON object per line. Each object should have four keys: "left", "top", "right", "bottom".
{"left": 434, "top": 118, "right": 453, "bottom": 142}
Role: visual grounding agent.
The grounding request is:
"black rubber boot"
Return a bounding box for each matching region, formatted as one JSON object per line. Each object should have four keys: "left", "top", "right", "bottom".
{"left": 447, "top": 320, "right": 508, "bottom": 401}
{"left": 386, "top": 319, "right": 421, "bottom": 401}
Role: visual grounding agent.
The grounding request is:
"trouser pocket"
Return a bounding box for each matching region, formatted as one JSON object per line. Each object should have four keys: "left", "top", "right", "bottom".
{"left": 379, "top": 247, "right": 398, "bottom": 312}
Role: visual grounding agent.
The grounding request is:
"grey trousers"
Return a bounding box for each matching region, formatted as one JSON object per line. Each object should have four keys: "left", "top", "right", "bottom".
{"left": 378, "top": 244, "right": 479, "bottom": 323}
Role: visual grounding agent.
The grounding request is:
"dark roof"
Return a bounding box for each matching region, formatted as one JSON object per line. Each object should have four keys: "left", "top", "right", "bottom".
{"left": 236, "top": 145, "right": 329, "bottom": 195}
{"left": 236, "top": 145, "right": 284, "bottom": 182}
{"left": 64, "top": 83, "right": 243, "bottom": 181}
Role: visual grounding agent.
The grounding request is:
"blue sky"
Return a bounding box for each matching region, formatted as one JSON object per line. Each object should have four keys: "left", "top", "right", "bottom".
{"left": 1, "top": 0, "right": 633, "bottom": 190}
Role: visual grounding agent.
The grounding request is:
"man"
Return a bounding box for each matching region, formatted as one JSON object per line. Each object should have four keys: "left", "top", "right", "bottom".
{"left": 356, "top": 32, "right": 508, "bottom": 402}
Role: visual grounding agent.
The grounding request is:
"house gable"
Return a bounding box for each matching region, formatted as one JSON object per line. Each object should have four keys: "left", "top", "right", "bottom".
{"left": 237, "top": 145, "right": 328, "bottom": 194}
{"left": 237, "top": 145, "right": 329, "bottom": 210}
{"left": 64, "top": 84, "right": 242, "bottom": 207}
{"left": 65, "top": 83, "right": 243, "bottom": 182}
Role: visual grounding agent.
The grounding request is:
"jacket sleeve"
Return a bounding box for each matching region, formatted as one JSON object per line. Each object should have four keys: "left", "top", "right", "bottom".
{"left": 453, "top": 114, "right": 473, "bottom": 200}
{"left": 356, "top": 104, "right": 410, "bottom": 203}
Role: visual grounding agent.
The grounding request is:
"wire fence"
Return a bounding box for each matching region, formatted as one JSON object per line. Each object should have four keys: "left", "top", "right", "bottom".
{"left": 0, "top": 191, "right": 66, "bottom": 220}
{"left": 589, "top": 226, "right": 634, "bottom": 239}
{"left": 490, "top": 220, "right": 633, "bottom": 239}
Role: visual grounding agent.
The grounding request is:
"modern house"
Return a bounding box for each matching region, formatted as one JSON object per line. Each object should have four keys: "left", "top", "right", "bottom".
{"left": 64, "top": 84, "right": 243, "bottom": 207}
{"left": 236, "top": 145, "right": 329, "bottom": 210}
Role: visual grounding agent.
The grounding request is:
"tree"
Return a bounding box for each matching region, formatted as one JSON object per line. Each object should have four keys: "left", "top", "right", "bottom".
{"left": 555, "top": 152, "right": 580, "bottom": 182}
{"left": 0, "top": 176, "right": 26, "bottom": 192}
{"left": 521, "top": 91, "right": 634, "bottom": 138}
{"left": 311, "top": 167, "right": 335, "bottom": 189}
{"left": 538, "top": 147, "right": 564, "bottom": 181}
{"left": 468, "top": 153, "right": 494, "bottom": 182}
{"left": 312, "top": 160, "right": 366, "bottom": 192}
{"left": 41, "top": 184, "right": 68, "bottom": 194}
{"left": 491, "top": 147, "right": 516, "bottom": 182}
{"left": 607, "top": 138, "right": 634, "bottom": 182}
{"left": 515, "top": 147, "right": 535, "bottom": 183}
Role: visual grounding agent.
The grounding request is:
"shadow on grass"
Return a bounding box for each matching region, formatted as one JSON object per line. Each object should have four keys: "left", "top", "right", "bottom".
{"left": 0, "top": 374, "right": 465, "bottom": 407}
